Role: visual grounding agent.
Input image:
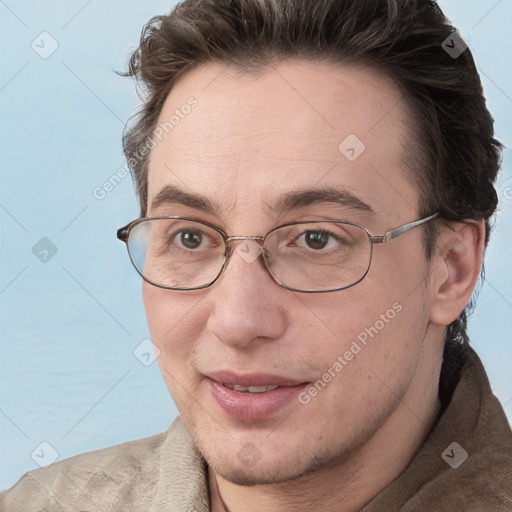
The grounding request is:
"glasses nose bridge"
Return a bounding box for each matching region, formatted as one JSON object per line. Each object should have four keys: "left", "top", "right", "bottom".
{"left": 223, "top": 234, "right": 267, "bottom": 262}
{"left": 225, "top": 235, "right": 265, "bottom": 245}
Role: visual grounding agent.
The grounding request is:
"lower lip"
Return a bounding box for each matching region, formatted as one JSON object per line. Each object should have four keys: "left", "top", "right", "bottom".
{"left": 207, "top": 379, "right": 308, "bottom": 421}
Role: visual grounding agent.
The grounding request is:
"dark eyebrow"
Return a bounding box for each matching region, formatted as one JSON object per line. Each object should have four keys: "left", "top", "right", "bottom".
{"left": 149, "top": 184, "right": 374, "bottom": 217}
{"left": 150, "top": 185, "right": 218, "bottom": 214}
{"left": 264, "top": 186, "right": 375, "bottom": 215}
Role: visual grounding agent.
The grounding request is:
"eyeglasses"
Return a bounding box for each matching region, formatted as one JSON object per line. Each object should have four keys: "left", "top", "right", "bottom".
{"left": 117, "top": 213, "right": 439, "bottom": 293}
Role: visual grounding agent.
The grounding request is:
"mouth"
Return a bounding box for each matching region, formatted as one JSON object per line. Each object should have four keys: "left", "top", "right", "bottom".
{"left": 222, "top": 383, "right": 281, "bottom": 393}
{"left": 205, "top": 371, "right": 309, "bottom": 421}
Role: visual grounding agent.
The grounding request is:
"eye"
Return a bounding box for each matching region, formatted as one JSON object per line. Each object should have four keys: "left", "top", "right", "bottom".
{"left": 150, "top": 220, "right": 224, "bottom": 257}
{"left": 172, "top": 227, "right": 223, "bottom": 252}
{"left": 296, "top": 229, "right": 347, "bottom": 251}
{"left": 174, "top": 229, "right": 205, "bottom": 250}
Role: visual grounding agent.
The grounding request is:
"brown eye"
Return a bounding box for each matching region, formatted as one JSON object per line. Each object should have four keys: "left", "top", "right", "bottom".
{"left": 303, "top": 231, "right": 330, "bottom": 250}
{"left": 177, "top": 230, "right": 203, "bottom": 250}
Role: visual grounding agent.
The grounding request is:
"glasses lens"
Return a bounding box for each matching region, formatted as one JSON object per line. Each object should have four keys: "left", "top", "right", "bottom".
{"left": 265, "top": 222, "right": 371, "bottom": 292}
{"left": 127, "top": 219, "right": 225, "bottom": 288}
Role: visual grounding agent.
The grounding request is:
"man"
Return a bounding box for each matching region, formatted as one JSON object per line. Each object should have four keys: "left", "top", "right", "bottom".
{"left": 2, "top": 0, "right": 510, "bottom": 510}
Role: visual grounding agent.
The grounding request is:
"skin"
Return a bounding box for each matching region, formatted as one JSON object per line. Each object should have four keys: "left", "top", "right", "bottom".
{"left": 143, "top": 59, "right": 485, "bottom": 511}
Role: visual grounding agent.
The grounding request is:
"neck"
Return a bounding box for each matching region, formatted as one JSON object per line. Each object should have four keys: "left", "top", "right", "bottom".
{"left": 209, "top": 340, "right": 443, "bottom": 512}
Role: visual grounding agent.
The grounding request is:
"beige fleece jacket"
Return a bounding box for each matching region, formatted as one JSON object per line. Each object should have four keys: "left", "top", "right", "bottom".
{"left": 1, "top": 346, "right": 511, "bottom": 511}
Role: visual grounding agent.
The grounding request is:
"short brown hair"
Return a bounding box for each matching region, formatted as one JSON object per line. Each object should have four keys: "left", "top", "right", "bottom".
{"left": 122, "top": 0, "right": 502, "bottom": 358}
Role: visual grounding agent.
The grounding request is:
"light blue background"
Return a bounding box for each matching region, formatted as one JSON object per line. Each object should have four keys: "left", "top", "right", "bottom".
{"left": 1, "top": 0, "right": 511, "bottom": 490}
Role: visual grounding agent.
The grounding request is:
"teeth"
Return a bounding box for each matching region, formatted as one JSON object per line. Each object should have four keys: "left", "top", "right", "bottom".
{"left": 223, "top": 384, "right": 280, "bottom": 393}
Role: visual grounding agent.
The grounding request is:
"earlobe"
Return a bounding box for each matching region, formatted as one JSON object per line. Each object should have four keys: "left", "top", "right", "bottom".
{"left": 429, "top": 219, "right": 485, "bottom": 326}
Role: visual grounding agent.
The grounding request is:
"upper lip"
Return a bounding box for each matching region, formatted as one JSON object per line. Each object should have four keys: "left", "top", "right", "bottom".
{"left": 205, "top": 371, "right": 307, "bottom": 387}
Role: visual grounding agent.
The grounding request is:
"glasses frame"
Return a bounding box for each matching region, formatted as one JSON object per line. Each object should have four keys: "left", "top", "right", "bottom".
{"left": 117, "top": 212, "right": 439, "bottom": 293}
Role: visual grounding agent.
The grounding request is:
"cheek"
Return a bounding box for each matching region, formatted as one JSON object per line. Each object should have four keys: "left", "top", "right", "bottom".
{"left": 297, "top": 262, "right": 429, "bottom": 383}
{"left": 297, "top": 290, "right": 427, "bottom": 433}
{"left": 142, "top": 283, "right": 205, "bottom": 362}
{"left": 143, "top": 284, "right": 208, "bottom": 412}
{"left": 142, "top": 283, "right": 167, "bottom": 341}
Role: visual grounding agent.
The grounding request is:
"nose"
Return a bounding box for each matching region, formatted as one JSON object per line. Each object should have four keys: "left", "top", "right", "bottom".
{"left": 205, "top": 239, "right": 287, "bottom": 349}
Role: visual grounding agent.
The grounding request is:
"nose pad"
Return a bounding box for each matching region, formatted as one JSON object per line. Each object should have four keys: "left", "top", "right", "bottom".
{"left": 261, "top": 247, "right": 274, "bottom": 270}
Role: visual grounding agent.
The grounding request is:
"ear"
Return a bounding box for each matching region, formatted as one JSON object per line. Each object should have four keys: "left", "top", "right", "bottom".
{"left": 429, "top": 219, "right": 486, "bottom": 326}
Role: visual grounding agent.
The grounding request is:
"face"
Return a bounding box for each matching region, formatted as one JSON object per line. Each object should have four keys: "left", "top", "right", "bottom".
{"left": 143, "top": 59, "right": 436, "bottom": 485}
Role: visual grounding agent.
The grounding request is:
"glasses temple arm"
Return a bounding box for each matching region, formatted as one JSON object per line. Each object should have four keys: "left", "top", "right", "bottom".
{"left": 370, "top": 213, "right": 439, "bottom": 244}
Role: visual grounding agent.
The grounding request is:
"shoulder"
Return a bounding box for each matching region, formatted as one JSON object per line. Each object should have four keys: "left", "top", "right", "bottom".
{"left": 0, "top": 429, "right": 168, "bottom": 511}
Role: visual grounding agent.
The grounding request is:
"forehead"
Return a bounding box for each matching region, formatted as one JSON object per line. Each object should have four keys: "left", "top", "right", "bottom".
{"left": 147, "top": 59, "right": 420, "bottom": 227}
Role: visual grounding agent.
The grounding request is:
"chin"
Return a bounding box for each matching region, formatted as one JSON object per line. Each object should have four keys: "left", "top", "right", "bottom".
{"left": 215, "top": 462, "right": 309, "bottom": 486}
{"left": 206, "top": 442, "right": 343, "bottom": 487}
